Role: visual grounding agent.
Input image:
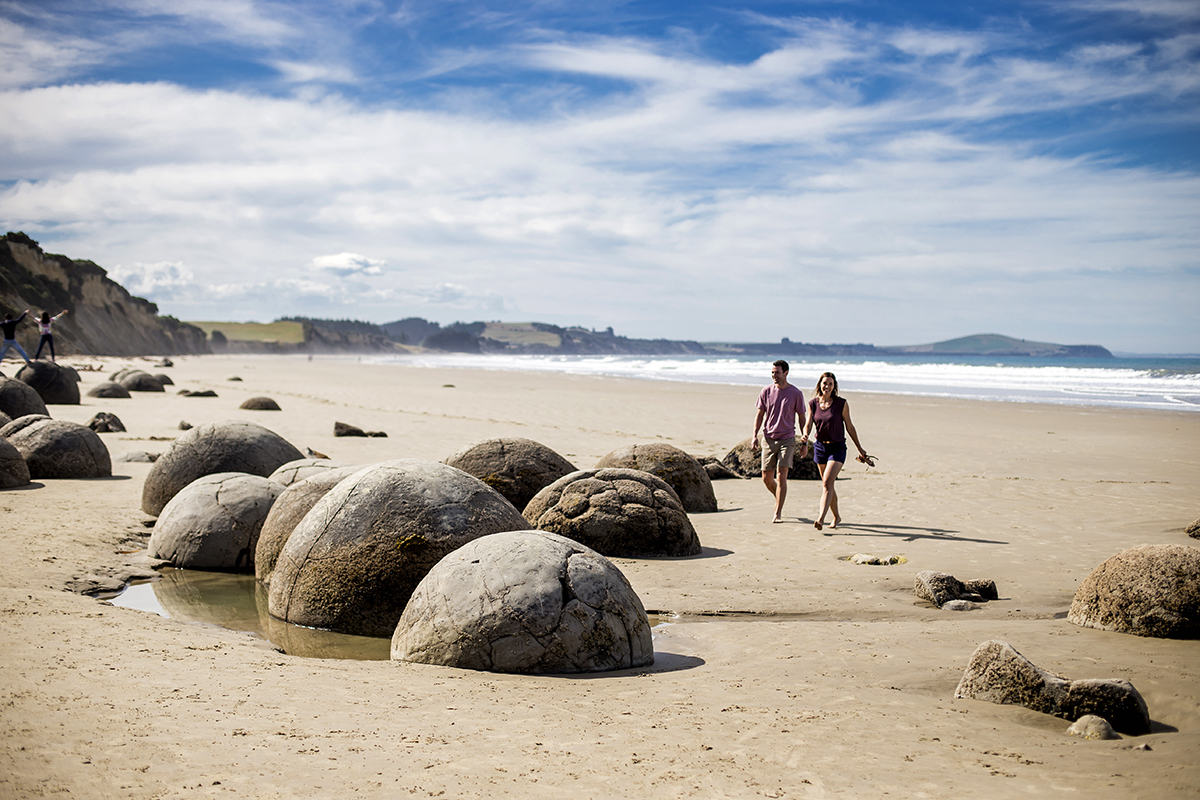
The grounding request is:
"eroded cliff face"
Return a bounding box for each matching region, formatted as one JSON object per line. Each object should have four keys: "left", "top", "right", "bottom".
{"left": 0, "top": 233, "right": 209, "bottom": 357}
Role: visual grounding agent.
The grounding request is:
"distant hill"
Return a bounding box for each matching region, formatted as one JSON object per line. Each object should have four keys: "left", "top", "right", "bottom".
{"left": 884, "top": 333, "right": 1112, "bottom": 358}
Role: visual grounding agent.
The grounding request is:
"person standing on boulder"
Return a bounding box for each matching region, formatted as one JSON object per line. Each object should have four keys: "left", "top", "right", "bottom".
{"left": 34, "top": 309, "right": 68, "bottom": 362}
{"left": 0, "top": 310, "right": 33, "bottom": 365}
{"left": 751, "top": 359, "right": 808, "bottom": 523}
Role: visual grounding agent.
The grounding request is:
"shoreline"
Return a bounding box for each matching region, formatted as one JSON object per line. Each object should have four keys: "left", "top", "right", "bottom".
{"left": 2, "top": 354, "right": 1198, "bottom": 798}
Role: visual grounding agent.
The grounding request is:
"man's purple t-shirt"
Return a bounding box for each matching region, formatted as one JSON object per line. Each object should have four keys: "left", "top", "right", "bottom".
{"left": 756, "top": 383, "right": 805, "bottom": 439}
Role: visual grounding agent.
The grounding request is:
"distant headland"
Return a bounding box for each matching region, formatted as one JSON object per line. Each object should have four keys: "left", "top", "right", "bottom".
{"left": 1, "top": 232, "right": 1111, "bottom": 359}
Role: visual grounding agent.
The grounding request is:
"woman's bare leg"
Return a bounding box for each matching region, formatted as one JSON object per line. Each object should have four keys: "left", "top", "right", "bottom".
{"left": 817, "top": 459, "right": 844, "bottom": 528}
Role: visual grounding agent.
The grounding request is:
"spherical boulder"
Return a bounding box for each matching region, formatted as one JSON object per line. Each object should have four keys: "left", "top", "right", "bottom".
{"left": 118, "top": 370, "right": 165, "bottom": 392}
{"left": 255, "top": 465, "right": 362, "bottom": 585}
{"left": 444, "top": 437, "right": 576, "bottom": 511}
{"left": 1067, "top": 544, "right": 1200, "bottom": 639}
{"left": 595, "top": 443, "right": 717, "bottom": 513}
{"left": 15, "top": 361, "right": 80, "bottom": 405}
{"left": 0, "top": 376, "right": 49, "bottom": 419}
{"left": 87, "top": 381, "right": 131, "bottom": 399}
{"left": 141, "top": 420, "right": 304, "bottom": 516}
{"left": 148, "top": 472, "right": 284, "bottom": 572}
{"left": 0, "top": 435, "right": 31, "bottom": 488}
{"left": 268, "top": 458, "right": 353, "bottom": 487}
{"left": 0, "top": 415, "right": 111, "bottom": 479}
{"left": 722, "top": 437, "right": 819, "bottom": 480}
{"left": 240, "top": 396, "right": 281, "bottom": 411}
{"left": 524, "top": 467, "right": 701, "bottom": 557}
{"left": 392, "top": 530, "right": 654, "bottom": 673}
{"left": 153, "top": 373, "right": 174, "bottom": 386}
{"left": 268, "top": 459, "right": 529, "bottom": 637}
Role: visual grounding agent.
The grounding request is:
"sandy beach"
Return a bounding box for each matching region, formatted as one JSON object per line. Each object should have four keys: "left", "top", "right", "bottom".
{"left": 1, "top": 354, "right": 1198, "bottom": 799}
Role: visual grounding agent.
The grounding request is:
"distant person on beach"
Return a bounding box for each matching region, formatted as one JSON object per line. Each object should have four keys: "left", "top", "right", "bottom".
{"left": 751, "top": 359, "right": 808, "bottom": 523}
{"left": 802, "top": 371, "right": 870, "bottom": 530}
{"left": 34, "top": 309, "right": 68, "bottom": 362}
{"left": 0, "top": 310, "right": 33, "bottom": 365}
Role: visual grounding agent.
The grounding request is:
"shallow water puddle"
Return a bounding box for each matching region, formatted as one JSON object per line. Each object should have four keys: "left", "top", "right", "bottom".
{"left": 103, "top": 569, "right": 671, "bottom": 662}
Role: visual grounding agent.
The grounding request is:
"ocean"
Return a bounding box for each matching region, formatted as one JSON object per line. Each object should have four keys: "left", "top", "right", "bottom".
{"left": 371, "top": 353, "right": 1200, "bottom": 412}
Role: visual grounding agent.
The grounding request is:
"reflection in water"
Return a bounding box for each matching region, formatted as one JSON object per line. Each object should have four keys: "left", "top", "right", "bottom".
{"left": 107, "top": 569, "right": 391, "bottom": 660}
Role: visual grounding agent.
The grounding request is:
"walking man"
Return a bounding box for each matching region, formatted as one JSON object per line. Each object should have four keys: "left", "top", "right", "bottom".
{"left": 752, "top": 359, "right": 808, "bottom": 523}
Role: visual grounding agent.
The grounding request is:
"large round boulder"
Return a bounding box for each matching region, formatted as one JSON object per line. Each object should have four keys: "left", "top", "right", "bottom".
{"left": 0, "top": 376, "right": 49, "bottom": 419}
{"left": 0, "top": 435, "right": 31, "bottom": 488}
{"left": 524, "top": 467, "right": 701, "bottom": 557}
{"left": 141, "top": 420, "right": 304, "bottom": 516}
{"left": 268, "top": 458, "right": 353, "bottom": 487}
{"left": 0, "top": 415, "right": 111, "bottom": 479}
{"left": 1067, "top": 544, "right": 1200, "bottom": 639}
{"left": 444, "top": 437, "right": 576, "bottom": 511}
{"left": 268, "top": 459, "right": 529, "bottom": 637}
{"left": 15, "top": 361, "right": 80, "bottom": 405}
{"left": 255, "top": 465, "right": 362, "bottom": 585}
{"left": 118, "top": 370, "right": 165, "bottom": 392}
{"left": 148, "top": 472, "right": 285, "bottom": 572}
{"left": 392, "top": 530, "right": 654, "bottom": 674}
{"left": 722, "top": 437, "right": 819, "bottom": 480}
{"left": 595, "top": 443, "right": 717, "bottom": 513}
{"left": 87, "top": 381, "right": 131, "bottom": 399}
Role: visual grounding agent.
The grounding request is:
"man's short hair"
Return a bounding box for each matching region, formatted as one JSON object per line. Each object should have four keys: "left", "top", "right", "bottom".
{"left": 772, "top": 359, "right": 789, "bottom": 372}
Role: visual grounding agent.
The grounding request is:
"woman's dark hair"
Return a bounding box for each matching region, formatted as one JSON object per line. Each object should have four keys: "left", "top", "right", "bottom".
{"left": 814, "top": 371, "right": 839, "bottom": 398}
{"left": 41, "top": 311, "right": 50, "bottom": 324}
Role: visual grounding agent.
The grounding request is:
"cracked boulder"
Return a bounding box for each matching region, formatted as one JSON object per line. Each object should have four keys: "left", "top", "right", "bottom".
{"left": 86, "top": 411, "right": 126, "bottom": 433}
{"left": 954, "top": 639, "right": 1150, "bottom": 735}
{"left": 86, "top": 381, "right": 131, "bottom": 399}
{"left": 915, "top": 570, "right": 998, "bottom": 607}
{"left": 1068, "top": 544, "right": 1200, "bottom": 639}
{"left": 255, "top": 465, "right": 362, "bottom": 585}
{"left": 268, "top": 458, "right": 354, "bottom": 487}
{"left": 0, "top": 435, "right": 31, "bottom": 488}
{"left": 148, "top": 472, "right": 285, "bottom": 572}
{"left": 141, "top": 420, "right": 303, "bottom": 516}
{"left": 15, "top": 361, "right": 80, "bottom": 405}
{"left": 595, "top": 442, "right": 717, "bottom": 513}
{"left": 721, "top": 437, "right": 818, "bottom": 480}
{"left": 444, "top": 437, "right": 576, "bottom": 512}
{"left": 0, "top": 415, "right": 111, "bottom": 479}
{"left": 268, "top": 459, "right": 529, "bottom": 637}
{"left": 0, "top": 376, "right": 48, "bottom": 420}
{"left": 524, "top": 467, "right": 701, "bottom": 557}
{"left": 392, "top": 530, "right": 654, "bottom": 674}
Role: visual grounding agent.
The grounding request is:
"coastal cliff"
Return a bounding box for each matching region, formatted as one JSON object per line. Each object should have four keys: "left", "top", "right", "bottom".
{"left": 0, "top": 232, "right": 209, "bottom": 357}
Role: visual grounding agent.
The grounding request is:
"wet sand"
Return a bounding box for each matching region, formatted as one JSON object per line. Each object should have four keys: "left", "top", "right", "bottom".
{"left": 1, "top": 354, "right": 1198, "bottom": 799}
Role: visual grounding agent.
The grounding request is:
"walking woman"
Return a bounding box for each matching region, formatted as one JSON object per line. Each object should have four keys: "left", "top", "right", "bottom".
{"left": 802, "top": 371, "right": 870, "bottom": 530}
{"left": 34, "top": 309, "right": 68, "bottom": 361}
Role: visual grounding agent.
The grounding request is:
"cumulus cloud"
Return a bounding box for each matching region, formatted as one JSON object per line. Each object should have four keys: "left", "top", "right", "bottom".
{"left": 311, "top": 252, "right": 387, "bottom": 277}
{"left": 108, "top": 261, "right": 196, "bottom": 299}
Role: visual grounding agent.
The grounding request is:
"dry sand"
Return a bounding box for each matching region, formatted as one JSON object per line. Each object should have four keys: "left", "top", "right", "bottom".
{"left": 1, "top": 354, "right": 1198, "bottom": 799}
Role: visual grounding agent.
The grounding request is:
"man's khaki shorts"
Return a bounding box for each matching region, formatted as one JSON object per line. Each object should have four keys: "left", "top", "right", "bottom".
{"left": 760, "top": 435, "right": 796, "bottom": 474}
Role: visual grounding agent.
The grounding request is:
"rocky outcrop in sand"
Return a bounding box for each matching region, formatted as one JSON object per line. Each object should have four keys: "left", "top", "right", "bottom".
{"left": 595, "top": 442, "right": 717, "bottom": 513}
{"left": 914, "top": 570, "right": 998, "bottom": 607}
{"left": 392, "top": 530, "right": 654, "bottom": 674}
{"left": 268, "top": 460, "right": 529, "bottom": 637}
{"left": 524, "top": 467, "right": 701, "bottom": 557}
{"left": 955, "top": 639, "right": 1150, "bottom": 735}
{"left": 1067, "top": 544, "right": 1200, "bottom": 639}
{"left": 444, "top": 437, "right": 576, "bottom": 511}
{"left": 85, "top": 411, "right": 125, "bottom": 433}
{"left": 148, "top": 472, "right": 284, "bottom": 572}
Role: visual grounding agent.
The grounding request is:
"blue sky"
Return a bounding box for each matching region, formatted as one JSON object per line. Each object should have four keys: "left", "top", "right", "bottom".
{"left": 1, "top": 0, "right": 1197, "bottom": 352}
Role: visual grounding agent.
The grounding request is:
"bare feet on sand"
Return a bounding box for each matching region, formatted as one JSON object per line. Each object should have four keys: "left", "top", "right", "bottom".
{"left": 830, "top": 517, "right": 841, "bottom": 529}
{"left": 814, "top": 520, "right": 823, "bottom": 530}
{"left": 772, "top": 516, "right": 783, "bottom": 524}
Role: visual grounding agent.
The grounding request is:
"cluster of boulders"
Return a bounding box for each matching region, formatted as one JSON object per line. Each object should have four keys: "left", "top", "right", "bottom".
{"left": 914, "top": 570, "right": 998, "bottom": 609}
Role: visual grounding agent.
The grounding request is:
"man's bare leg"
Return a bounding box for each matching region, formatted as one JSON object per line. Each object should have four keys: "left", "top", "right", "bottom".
{"left": 762, "top": 468, "right": 787, "bottom": 522}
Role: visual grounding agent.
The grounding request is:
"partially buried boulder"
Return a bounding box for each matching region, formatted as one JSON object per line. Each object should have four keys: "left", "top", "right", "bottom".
{"left": 334, "top": 421, "right": 386, "bottom": 437}
{"left": 444, "top": 437, "right": 576, "bottom": 511}
{"left": 254, "top": 465, "right": 362, "bottom": 585}
{"left": 0, "top": 435, "right": 31, "bottom": 488}
{"left": 0, "top": 376, "right": 49, "bottom": 419}
{"left": 1188, "top": 519, "right": 1200, "bottom": 539}
{"left": 16, "top": 361, "right": 80, "bottom": 405}
{"left": 87, "top": 381, "right": 131, "bottom": 399}
{"left": 595, "top": 443, "right": 717, "bottom": 513}
{"left": 524, "top": 467, "right": 701, "bottom": 557}
{"left": 954, "top": 639, "right": 1150, "bottom": 735}
{"left": 141, "top": 420, "right": 303, "bottom": 516}
{"left": 392, "top": 530, "right": 654, "bottom": 674}
{"left": 1067, "top": 544, "right": 1200, "bottom": 639}
{"left": 721, "top": 437, "right": 819, "bottom": 480}
{"left": 148, "top": 472, "right": 285, "bottom": 572}
{"left": 914, "top": 570, "right": 998, "bottom": 608}
{"left": 241, "top": 396, "right": 281, "bottom": 411}
{"left": 86, "top": 412, "right": 126, "bottom": 433}
{"left": 0, "top": 415, "right": 111, "bottom": 479}
{"left": 153, "top": 373, "right": 174, "bottom": 386}
{"left": 118, "top": 370, "right": 164, "bottom": 392}
{"left": 268, "top": 459, "right": 529, "bottom": 637}
{"left": 268, "top": 458, "right": 353, "bottom": 487}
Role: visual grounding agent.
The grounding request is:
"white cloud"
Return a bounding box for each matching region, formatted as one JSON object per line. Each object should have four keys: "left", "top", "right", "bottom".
{"left": 108, "top": 261, "right": 195, "bottom": 298}
{"left": 311, "top": 252, "right": 387, "bottom": 277}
